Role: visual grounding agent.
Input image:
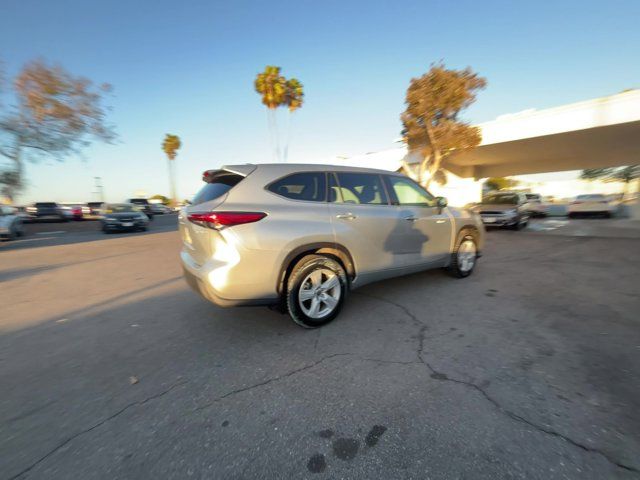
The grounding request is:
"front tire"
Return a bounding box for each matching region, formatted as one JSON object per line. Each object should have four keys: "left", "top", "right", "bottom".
{"left": 448, "top": 230, "right": 478, "bottom": 278}
{"left": 286, "top": 255, "right": 347, "bottom": 328}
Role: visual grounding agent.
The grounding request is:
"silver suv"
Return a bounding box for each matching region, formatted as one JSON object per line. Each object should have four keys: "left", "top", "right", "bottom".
{"left": 180, "top": 164, "right": 485, "bottom": 328}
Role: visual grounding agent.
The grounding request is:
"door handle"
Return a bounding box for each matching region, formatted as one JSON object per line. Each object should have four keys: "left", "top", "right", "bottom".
{"left": 404, "top": 216, "right": 417, "bottom": 221}
{"left": 336, "top": 213, "right": 356, "bottom": 220}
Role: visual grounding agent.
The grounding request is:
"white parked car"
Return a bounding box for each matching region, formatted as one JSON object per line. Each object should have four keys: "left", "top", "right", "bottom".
{"left": 0, "top": 205, "right": 25, "bottom": 241}
{"left": 567, "top": 194, "right": 616, "bottom": 218}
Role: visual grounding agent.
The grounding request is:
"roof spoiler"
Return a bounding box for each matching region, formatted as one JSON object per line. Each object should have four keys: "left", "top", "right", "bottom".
{"left": 202, "top": 164, "right": 257, "bottom": 182}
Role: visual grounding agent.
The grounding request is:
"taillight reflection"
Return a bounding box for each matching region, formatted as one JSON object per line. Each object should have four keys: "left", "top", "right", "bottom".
{"left": 188, "top": 212, "right": 266, "bottom": 229}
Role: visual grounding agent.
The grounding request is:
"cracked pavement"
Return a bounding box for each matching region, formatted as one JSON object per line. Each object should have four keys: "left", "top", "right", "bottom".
{"left": 1, "top": 220, "right": 639, "bottom": 479}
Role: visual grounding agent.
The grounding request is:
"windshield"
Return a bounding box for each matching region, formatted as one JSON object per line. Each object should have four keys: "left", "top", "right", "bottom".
{"left": 577, "top": 194, "right": 604, "bottom": 201}
{"left": 482, "top": 193, "right": 518, "bottom": 205}
{"left": 104, "top": 204, "right": 140, "bottom": 213}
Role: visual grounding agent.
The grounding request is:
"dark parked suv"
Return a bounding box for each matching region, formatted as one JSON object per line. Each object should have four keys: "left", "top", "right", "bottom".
{"left": 127, "top": 198, "right": 154, "bottom": 220}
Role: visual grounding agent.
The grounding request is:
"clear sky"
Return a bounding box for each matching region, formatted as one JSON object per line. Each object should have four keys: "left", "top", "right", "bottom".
{"left": 1, "top": 0, "right": 639, "bottom": 203}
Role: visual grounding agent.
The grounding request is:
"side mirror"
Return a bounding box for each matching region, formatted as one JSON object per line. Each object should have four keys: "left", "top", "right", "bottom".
{"left": 436, "top": 196, "right": 448, "bottom": 210}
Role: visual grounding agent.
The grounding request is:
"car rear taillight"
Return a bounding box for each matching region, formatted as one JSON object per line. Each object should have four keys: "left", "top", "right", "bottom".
{"left": 187, "top": 212, "right": 266, "bottom": 229}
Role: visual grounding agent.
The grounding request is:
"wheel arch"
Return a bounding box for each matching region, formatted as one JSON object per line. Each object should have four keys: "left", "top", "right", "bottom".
{"left": 277, "top": 242, "right": 355, "bottom": 296}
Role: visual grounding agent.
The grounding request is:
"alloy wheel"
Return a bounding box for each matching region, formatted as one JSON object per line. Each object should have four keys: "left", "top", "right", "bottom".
{"left": 298, "top": 268, "right": 342, "bottom": 319}
{"left": 457, "top": 239, "right": 476, "bottom": 272}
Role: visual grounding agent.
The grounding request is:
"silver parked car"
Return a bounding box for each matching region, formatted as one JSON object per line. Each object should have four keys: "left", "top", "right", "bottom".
{"left": 0, "top": 205, "right": 25, "bottom": 241}
{"left": 180, "top": 164, "right": 485, "bottom": 328}
{"left": 473, "top": 192, "right": 531, "bottom": 229}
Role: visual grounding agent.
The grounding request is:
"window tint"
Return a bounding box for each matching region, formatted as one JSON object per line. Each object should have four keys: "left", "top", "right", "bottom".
{"left": 386, "top": 176, "right": 435, "bottom": 206}
{"left": 35, "top": 202, "right": 57, "bottom": 207}
{"left": 268, "top": 172, "right": 326, "bottom": 202}
{"left": 192, "top": 172, "right": 244, "bottom": 205}
{"left": 334, "top": 173, "right": 388, "bottom": 205}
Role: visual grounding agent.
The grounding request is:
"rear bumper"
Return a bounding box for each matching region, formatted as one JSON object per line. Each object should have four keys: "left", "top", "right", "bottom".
{"left": 180, "top": 248, "right": 279, "bottom": 307}
{"left": 182, "top": 266, "right": 274, "bottom": 307}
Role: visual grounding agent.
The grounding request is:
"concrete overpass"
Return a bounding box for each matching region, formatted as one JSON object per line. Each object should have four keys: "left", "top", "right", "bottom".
{"left": 327, "top": 90, "right": 639, "bottom": 208}
{"left": 447, "top": 89, "right": 640, "bottom": 179}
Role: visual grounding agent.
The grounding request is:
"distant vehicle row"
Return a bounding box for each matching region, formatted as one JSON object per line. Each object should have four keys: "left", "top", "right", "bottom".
{"left": 18, "top": 200, "right": 176, "bottom": 222}
{"left": 469, "top": 192, "right": 620, "bottom": 227}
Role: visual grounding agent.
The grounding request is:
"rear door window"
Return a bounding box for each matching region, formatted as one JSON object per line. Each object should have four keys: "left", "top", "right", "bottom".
{"left": 334, "top": 172, "right": 388, "bottom": 205}
{"left": 192, "top": 172, "right": 244, "bottom": 205}
{"left": 268, "top": 172, "right": 326, "bottom": 202}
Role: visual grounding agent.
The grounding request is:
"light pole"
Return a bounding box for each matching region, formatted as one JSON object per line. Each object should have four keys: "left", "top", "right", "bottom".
{"left": 94, "top": 177, "right": 104, "bottom": 203}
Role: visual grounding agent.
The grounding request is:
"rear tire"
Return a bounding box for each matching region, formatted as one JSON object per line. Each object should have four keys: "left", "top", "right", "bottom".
{"left": 286, "top": 255, "right": 347, "bottom": 328}
{"left": 448, "top": 230, "right": 478, "bottom": 278}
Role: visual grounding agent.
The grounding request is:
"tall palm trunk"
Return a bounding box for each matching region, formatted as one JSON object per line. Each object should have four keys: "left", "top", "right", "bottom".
{"left": 167, "top": 157, "right": 177, "bottom": 207}
{"left": 267, "top": 108, "right": 281, "bottom": 162}
{"left": 283, "top": 110, "right": 293, "bottom": 163}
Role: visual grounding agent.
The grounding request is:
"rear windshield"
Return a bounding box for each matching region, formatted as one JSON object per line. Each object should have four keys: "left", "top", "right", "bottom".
{"left": 35, "top": 202, "right": 57, "bottom": 207}
{"left": 577, "top": 194, "right": 604, "bottom": 200}
{"left": 129, "top": 199, "right": 149, "bottom": 205}
{"left": 192, "top": 172, "right": 244, "bottom": 205}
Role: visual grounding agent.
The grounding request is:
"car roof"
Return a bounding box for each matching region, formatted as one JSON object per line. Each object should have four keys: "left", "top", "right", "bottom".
{"left": 221, "top": 163, "right": 404, "bottom": 177}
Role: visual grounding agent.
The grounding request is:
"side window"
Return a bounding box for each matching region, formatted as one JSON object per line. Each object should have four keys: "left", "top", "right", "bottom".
{"left": 268, "top": 172, "right": 326, "bottom": 202}
{"left": 334, "top": 173, "right": 388, "bottom": 205}
{"left": 328, "top": 173, "right": 342, "bottom": 203}
{"left": 386, "top": 176, "right": 435, "bottom": 207}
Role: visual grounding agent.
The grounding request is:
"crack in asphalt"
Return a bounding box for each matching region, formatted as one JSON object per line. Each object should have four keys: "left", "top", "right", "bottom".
{"left": 362, "top": 292, "right": 640, "bottom": 474}
{"left": 193, "top": 353, "right": 352, "bottom": 412}
{"left": 8, "top": 380, "right": 188, "bottom": 480}
{"left": 193, "top": 353, "right": 422, "bottom": 412}
{"left": 193, "top": 352, "right": 420, "bottom": 413}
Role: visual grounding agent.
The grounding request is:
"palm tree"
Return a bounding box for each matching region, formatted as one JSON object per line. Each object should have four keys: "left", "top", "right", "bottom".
{"left": 162, "top": 134, "right": 181, "bottom": 206}
{"left": 282, "top": 78, "right": 304, "bottom": 162}
{"left": 254, "top": 66, "right": 287, "bottom": 161}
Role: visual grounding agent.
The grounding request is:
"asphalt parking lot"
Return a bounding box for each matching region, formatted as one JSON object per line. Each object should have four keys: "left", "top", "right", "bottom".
{"left": 1, "top": 217, "right": 639, "bottom": 479}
